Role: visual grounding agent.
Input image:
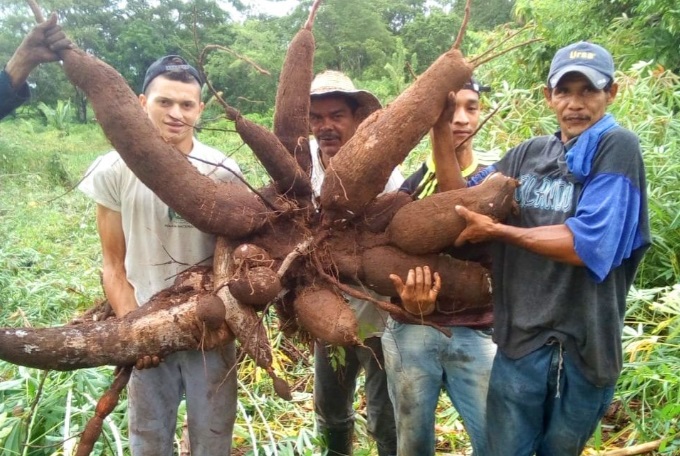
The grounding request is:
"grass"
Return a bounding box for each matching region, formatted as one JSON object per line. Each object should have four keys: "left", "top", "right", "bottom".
{"left": 1, "top": 62, "right": 679, "bottom": 454}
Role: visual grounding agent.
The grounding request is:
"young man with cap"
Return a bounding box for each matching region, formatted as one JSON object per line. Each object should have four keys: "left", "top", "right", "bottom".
{"left": 454, "top": 42, "right": 650, "bottom": 454}
{"left": 382, "top": 79, "right": 497, "bottom": 455}
{"left": 1, "top": 14, "right": 71, "bottom": 120}
{"left": 309, "top": 70, "right": 400, "bottom": 456}
{"left": 79, "top": 55, "right": 240, "bottom": 455}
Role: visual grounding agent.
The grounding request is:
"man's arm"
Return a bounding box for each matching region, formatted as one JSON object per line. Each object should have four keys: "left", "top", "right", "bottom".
{"left": 1, "top": 14, "right": 71, "bottom": 119}
{"left": 96, "top": 204, "right": 138, "bottom": 317}
{"left": 430, "top": 91, "right": 466, "bottom": 192}
{"left": 454, "top": 205, "right": 585, "bottom": 266}
{"left": 5, "top": 13, "right": 71, "bottom": 89}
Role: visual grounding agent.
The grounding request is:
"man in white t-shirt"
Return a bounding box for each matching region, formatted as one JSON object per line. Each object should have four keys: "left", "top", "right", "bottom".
{"left": 79, "top": 55, "right": 240, "bottom": 455}
{"left": 309, "top": 70, "right": 401, "bottom": 456}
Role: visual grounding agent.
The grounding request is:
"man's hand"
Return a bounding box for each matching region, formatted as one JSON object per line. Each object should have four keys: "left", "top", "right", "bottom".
{"left": 5, "top": 13, "right": 72, "bottom": 88}
{"left": 389, "top": 266, "right": 441, "bottom": 316}
{"left": 434, "top": 91, "right": 456, "bottom": 129}
{"left": 454, "top": 205, "right": 498, "bottom": 246}
{"left": 135, "top": 355, "right": 162, "bottom": 370}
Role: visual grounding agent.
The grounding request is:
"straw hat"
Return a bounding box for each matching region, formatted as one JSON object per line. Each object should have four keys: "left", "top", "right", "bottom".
{"left": 310, "top": 70, "right": 382, "bottom": 121}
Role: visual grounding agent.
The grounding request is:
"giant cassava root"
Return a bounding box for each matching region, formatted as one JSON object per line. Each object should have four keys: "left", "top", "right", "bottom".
{"left": 61, "top": 46, "right": 270, "bottom": 238}
{"left": 319, "top": 22, "right": 474, "bottom": 222}
{"left": 11, "top": 0, "right": 519, "bottom": 404}
{"left": 293, "top": 284, "right": 359, "bottom": 346}
{"left": 75, "top": 366, "right": 132, "bottom": 456}
{"left": 214, "top": 236, "right": 292, "bottom": 400}
{"left": 388, "top": 173, "right": 519, "bottom": 254}
{"left": 0, "top": 290, "right": 233, "bottom": 370}
{"left": 0, "top": 1, "right": 528, "bottom": 454}
{"left": 272, "top": 0, "right": 323, "bottom": 176}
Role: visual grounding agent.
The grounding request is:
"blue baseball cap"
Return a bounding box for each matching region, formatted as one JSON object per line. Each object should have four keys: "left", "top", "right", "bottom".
{"left": 548, "top": 42, "right": 614, "bottom": 89}
{"left": 142, "top": 55, "right": 202, "bottom": 93}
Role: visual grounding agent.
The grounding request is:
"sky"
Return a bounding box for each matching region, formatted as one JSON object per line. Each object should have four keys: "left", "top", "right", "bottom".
{"left": 225, "top": 0, "right": 299, "bottom": 19}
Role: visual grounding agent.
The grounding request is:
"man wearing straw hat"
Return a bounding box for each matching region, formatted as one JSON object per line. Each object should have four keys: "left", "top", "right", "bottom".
{"left": 309, "top": 70, "right": 400, "bottom": 456}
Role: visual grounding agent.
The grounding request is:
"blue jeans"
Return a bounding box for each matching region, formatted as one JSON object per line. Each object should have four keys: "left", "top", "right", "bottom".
{"left": 128, "top": 345, "right": 237, "bottom": 456}
{"left": 314, "top": 336, "right": 397, "bottom": 456}
{"left": 486, "top": 343, "right": 615, "bottom": 456}
{"left": 381, "top": 318, "right": 496, "bottom": 455}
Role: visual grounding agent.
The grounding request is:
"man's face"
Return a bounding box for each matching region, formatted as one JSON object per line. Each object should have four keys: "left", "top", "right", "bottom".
{"left": 309, "top": 96, "right": 360, "bottom": 162}
{"left": 139, "top": 76, "right": 204, "bottom": 151}
{"left": 450, "top": 89, "right": 481, "bottom": 150}
{"left": 544, "top": 72, "right": 618, "bottom": 142}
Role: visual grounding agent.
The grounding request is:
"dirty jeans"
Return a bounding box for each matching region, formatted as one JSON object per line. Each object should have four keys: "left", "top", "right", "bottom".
{"left": 314, "top": 336, "right": 397, "bottom": 456}
{"left": 486, "top": 343, "right": 615, "bottom": 456}
{"left": 381, "top": 318, "right": 496, "bottom": 455}
{"left": 128, "top": 344, "right": 237, "bottom": 456}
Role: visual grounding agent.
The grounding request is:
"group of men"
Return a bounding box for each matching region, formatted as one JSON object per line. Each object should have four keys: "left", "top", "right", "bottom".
{"left": 2, "top": 15, "right": 650, "bottom": 456}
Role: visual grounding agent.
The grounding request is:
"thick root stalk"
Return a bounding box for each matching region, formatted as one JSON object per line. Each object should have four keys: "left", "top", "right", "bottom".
{"left": 293, "top": 284, "right": 359, "bottom": 346}
{"left": 273, "top": 29, "right": 315, "bottom": 175}
{"left": 272, "top": 0, "right": 322, "bottom": 175}
{"left": 320, "top": 48, "right": 473, "bottom": 221}
{"left": 56, "top": 47, "right": 269, "bottom": 238}
{"left": 388, "top": 173, "right": 518, "bottom": 254}
{"left": 362, "top": 246, "right": 492, "bottom": 311}
{"left": 234, "top": 115, "right": 312, "bottom": 196}
{"left": 75, "top": 366, "right": 132, "bottom": 456}
{"left": 0, "top": 292, "right": 232, "bottom": 370}
{"left": 214, "top": 237, "right": 292, "bottom": 400}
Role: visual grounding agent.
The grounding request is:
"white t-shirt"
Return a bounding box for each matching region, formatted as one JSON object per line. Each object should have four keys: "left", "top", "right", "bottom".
{"left": 310, "top": 139, "right": 405, "bottom": 338}
{"left": 79, "top": 139, "right": 243, "bottom": 306}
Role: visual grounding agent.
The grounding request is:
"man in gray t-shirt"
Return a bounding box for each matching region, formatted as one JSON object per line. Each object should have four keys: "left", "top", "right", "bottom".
{"left": 80, "top": 55, "right": 239, "bottom": 456}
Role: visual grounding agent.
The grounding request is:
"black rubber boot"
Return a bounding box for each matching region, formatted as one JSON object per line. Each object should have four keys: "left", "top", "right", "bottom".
{"left": 323, "top": 427, "right": 353, "bottom": 456}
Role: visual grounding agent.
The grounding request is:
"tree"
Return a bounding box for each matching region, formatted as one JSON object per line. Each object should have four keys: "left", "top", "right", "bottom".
{"left": 292, "top": 0, "right": 396, "bottom": 78}
{"left": 453, "top": 0, "right": 515, "bottom": 30}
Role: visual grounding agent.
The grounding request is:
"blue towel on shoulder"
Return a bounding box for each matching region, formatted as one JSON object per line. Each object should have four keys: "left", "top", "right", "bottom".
{"left": 566, "top": 113, "right": 618, "bottom": 183}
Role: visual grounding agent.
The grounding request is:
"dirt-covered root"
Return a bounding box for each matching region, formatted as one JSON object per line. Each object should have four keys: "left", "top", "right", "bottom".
{"left": 388, "top": 173, "right": 519, "bottom": 255}
{"left": 319, "top": 48, "right": 473, "bottom": 222}
{"left": 171, "top": 265, "right": 213, "bottom": 293}
{"left": 75, "top": 366, "right": 132, "bottom": 456}
{"left": 0, "top": 291, "right": 232, "bottom": 371}
{"left": 196, "top": 295, "right": 227, "bottom": 330}
{"left": 272, "top": 0, "right": 322, "bottom": 176}
{"left": 273, "top": 291, "right": 299, "bottom": 337}
{"left": 214, "top": 236, "right": 292, "bottom": 400}
{"left": 228, "top": 266, "right": 282, "bottom": 311}
{"left": 293, "top": 285, "right": 359, "bottom": 346}
{"left": 357, "top": 191, "right": 414, "bottom": 233}
{"left": 233, "top": 243, "right": 274, "bottom": 269}
{"left": 361, "top": 246, "right": 492, "bottom": 310}
{"left": 234, "top": 115, "right": 312, "bottom": 196}
{"left": 54, "top": 48, "right": 269, "bottom": 239}
{"left": 273, "top": 28, "right": 314, "bottom": 176}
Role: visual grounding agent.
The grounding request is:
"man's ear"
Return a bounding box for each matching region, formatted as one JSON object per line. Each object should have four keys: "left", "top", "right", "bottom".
{"left": 543, "top": 86, "right": 552, "bottom": 102}
{"left": 139, "top": 93, "right": 147, "bottom": 109}
{"left": 606, "top": 82, "right": 619, "bottom": 105}
{"left": 543, "top": 86, "right": 555, "bottom": 109}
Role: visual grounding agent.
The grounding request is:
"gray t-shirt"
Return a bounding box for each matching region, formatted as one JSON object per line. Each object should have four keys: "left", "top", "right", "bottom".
{"left": 79, "top": 139, "right": 242, "bottom": 305}
{"left": 491, "top": 128, "right": 650, "bottom": 386}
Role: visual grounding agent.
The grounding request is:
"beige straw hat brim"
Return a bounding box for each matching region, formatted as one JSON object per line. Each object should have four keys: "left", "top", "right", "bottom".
{"left": 310, "top": 71, "right": 382, "bottom": 121}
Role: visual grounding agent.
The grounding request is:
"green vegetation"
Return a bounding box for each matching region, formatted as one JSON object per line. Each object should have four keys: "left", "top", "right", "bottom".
{"left": 1, "top": 0, "right": 679, "bottom": 453}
